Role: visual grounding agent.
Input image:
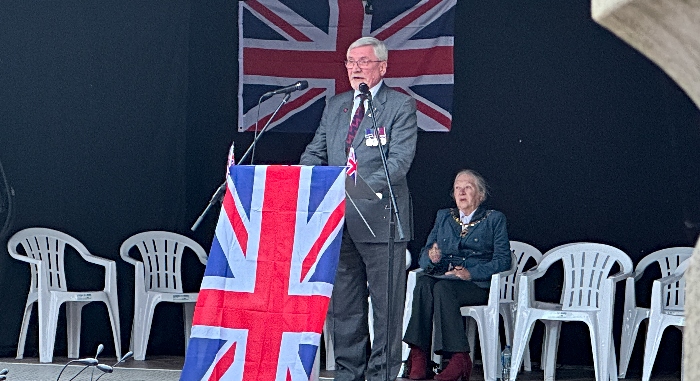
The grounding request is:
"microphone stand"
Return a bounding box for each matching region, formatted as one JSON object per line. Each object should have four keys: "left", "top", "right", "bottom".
{"left": 363, "top": 89, "right": 404, "bottom": 381}
{"left": 191, "top": 92, "right": 292, "bottom": 231}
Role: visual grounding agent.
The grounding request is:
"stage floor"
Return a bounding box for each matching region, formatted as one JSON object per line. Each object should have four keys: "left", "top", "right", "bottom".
{"left": 0, "top": 357, "right": 681, "bottom": 381}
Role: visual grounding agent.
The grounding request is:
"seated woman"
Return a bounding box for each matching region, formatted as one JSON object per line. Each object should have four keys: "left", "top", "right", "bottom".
{"left": 403, "top": 169, "right": 511, "bottom": 381}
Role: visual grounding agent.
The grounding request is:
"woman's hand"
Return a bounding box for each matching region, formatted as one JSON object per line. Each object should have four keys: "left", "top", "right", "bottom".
{"left": 428, "top": 243, "right": 442, "bottom": 263}
{"left": 446, "top": 265, "right": 472, "bottom": 281}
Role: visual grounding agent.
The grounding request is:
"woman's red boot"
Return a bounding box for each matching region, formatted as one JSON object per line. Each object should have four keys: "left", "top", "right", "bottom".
{"left": 434, "top": 352, "right": 472, "bottom": 381}
{"left": 408, "top": 346, "right": 429, "bottom": 380}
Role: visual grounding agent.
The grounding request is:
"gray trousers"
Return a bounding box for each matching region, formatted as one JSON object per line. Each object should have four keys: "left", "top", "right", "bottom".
{"left": 327, "top": 231, "right": 407, "bottom": 381}
{"left": 403, "top": 273, "right": 489, "bottom": 354}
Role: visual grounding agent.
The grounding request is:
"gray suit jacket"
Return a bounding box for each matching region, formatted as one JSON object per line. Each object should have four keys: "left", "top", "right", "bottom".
{"left": 300, "top": 83, "right": 418, "bottom": 243}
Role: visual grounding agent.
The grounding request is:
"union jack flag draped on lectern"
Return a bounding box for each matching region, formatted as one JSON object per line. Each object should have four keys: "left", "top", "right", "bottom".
{"left": 239, "top": 0, "right": 456, "bottom": 133}
{"left": 180, "top": 165, "right": 346, "bottom": 381}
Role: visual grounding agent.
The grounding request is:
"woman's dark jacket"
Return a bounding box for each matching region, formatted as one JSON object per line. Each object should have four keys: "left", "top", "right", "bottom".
{"left": 418, "top": 206, "right": 511, "bottom": 288}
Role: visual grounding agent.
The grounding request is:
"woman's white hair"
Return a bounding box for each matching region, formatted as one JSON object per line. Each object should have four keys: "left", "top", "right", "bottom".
{"left": 454, "top": 169, "right": 489, "bottom": 203}
{"left": 347, "top": 37, "right": 388, "bottom": 61}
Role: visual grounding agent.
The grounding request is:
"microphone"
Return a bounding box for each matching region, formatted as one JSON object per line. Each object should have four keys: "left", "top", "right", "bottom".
{"left": 94, "top": 343, "right": 104, "bottom": 360}
{"left": 359, "top": 82, "right": 372, "bottom": 101}
{"left": 96, "top": 364, "right": 114, "bottom": 373}
{"left": 73, "top": 358, "right": 99, "bottom": 366}
{"left": 261, "top": 80, "right": 308, "bottom": 99}
{"left": 116, "top": 351, "right": 134, "bottom": 365}
{"left": 94, "top": 351, "right": 133, "bottom": 381}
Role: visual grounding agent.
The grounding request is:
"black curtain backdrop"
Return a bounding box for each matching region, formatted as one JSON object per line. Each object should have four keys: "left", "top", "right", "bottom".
{"left": 1, "top": 0, "right": 699, "bottom": 373}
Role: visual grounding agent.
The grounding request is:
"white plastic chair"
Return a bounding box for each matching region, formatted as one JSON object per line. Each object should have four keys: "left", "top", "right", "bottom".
{"left": 618, "top": 247, "right": 693, "bottom": 378}
{"left": 120, "top": 231, "right": 208, "bottom": 361}
{"left": 460, "top": 241, "right": 543, "bottom": 381}
{"left": 7, "top": 228, "right": 122, "bottom": 363}
{"left": 508, "top": 243, "right": 633, "bottom": 381}
{"left": 460, "top": 250, "right": 517, "bottom": 381}
{"left": 640, "top": 255, "right": 691, "bottom": 381}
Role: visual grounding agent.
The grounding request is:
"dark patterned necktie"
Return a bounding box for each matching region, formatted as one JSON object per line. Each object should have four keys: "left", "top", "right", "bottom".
{"left": 346, "top": 94, "right": 367, "bottom": 153}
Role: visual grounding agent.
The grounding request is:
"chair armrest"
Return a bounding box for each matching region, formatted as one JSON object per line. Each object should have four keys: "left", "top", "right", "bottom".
{"left": 515, "top": 271, "right": 537, "bottom": 308}
{"left": 520, "top": 265, "right": 548, "bottom": 280}
{"left": 193, "top": 245, "right": 209, "bottom": 265}
{"left": 657, "top": 273, "right": 684, "bottom": 288}
{"left": 649, "top": 273, "right": 685, "bottom": 312}
{"left": 120, "top": 253, "right": 141, "bottom": 266}
{"left": 78, "top": 251, "right": 116, "bottom": 268}
{"left": 7, "top": 252, "right": 41, "bottom": 266}
{"left": 609, "top": 269, "right": 633, "bottom": 283}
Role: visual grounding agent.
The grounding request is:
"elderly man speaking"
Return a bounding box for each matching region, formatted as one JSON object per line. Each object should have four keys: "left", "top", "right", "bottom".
{"left": 300, "top": 36, "right": 418, "bottom": 381}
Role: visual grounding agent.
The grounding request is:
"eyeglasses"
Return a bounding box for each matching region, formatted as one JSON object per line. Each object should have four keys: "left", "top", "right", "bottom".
{"left": 344, "top": 59, "right": 383, "bottom": 69}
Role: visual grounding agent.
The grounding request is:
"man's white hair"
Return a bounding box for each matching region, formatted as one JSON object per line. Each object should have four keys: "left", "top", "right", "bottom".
{"left": 347, "top": 37, "right": 388, "bottom": 61}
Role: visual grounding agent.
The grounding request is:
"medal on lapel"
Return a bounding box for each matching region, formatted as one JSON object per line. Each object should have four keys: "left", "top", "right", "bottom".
{"left": 378, "top": 127, "right": 387, "bottom": 145}
{"left": 365, "top": 128, "right": 378, "bottom": 146}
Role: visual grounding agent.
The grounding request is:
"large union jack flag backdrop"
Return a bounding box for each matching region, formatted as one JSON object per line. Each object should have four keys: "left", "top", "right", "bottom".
{"left": 180, "top": 165, "right": 346, "bottom": 381}
{"left": 239, "top": 0, "right": 456, "bottom": 133}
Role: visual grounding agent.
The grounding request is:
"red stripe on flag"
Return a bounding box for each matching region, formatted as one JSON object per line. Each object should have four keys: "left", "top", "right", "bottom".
{"left": 300, "top": 200, "right": 346, "bottom": 281}
{"left": 247, "top": 165, "right": 302, "bottom": 380}
{"left": 246, "top": 1, "right": 313, "bottom": 42}
{"left": 387, "top": 47, "right": 454, "bottom": 77}
{"left": 244, "top": 49, "right": 346, "bottom": 78}
{"left": 223, "top": 184, "right": 249, "bottom": 256}
{"left": 416, "top": 98, "right": 452, "bottom": 128}
{"left": 194, "top": 289, "right": 330, "bottom": 333}
{"left": 375, "top": 0, "right": 443, "bottom": 41}
{"left": 208, "top": 342, "right": 236, "bottom": 381}
{"left": 393, "top": 87, "right": 452, "bottom": 129}
{"left": 336, "top": 0, "right": 365, "bottom": 57}
{"left": 243, "top": 47, "right": 454, "bottom": 79}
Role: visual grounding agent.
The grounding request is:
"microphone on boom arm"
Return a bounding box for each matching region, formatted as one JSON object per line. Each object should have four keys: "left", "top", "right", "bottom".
{"left": 56, "top": 344, "right": 104, "bottom": 381}
{"left": 261, "top": 80, "right": 308, "bottom": 99}
{"left": 94, "top": 351, "right": 134, "bottom": 381}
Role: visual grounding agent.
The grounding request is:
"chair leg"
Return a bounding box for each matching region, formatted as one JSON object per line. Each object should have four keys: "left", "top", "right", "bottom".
{"left": 477, "top": 316, "right": 500, "bottom": 381}
{"left": 39, "top": 296, "right": 62, "bottom": 363}
{"left": 523, "top": 341, "right": 532, "bottom": 372}
{"left": 680, "top": 328, "right": 685, "bottom": 381}
{"left": 132, "top": 295, "right": 159, "bottom": 361}
{"left": 587, "top": 320, "right": 607, "bottom": 381}
{"left": 16, "top": 301, "right": 34, "bottom": 359}
{"left": 608, "top": 336, "right": 619, "bottom": 381}
{"left": 105, "top": 294, "right": 122, "bottom": 359}
{"left": 509, "top": 313, "right": 536, "bottom": 381}
{"left": 311, "top": 344, "right": 321, "bottom": 381}
{"left": 541, "top": 320, "right": 561, "bottom": 381}
{"left": 618, "top": 311, "right": 644, "bottom": 378}
{"left": 503, "top": 310, "right": 532, "bottom": 373}
{"left": 66, "top": 302, "right": 86, "bottom": 358}
{"left": 323, "top": 321, "right": 334, "bottom": 370}
{"left": 641, "top": 320, "right": 668, "bottom": 381}
{"left": 183, "top": 303, "right": 195, "bottom": 354}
